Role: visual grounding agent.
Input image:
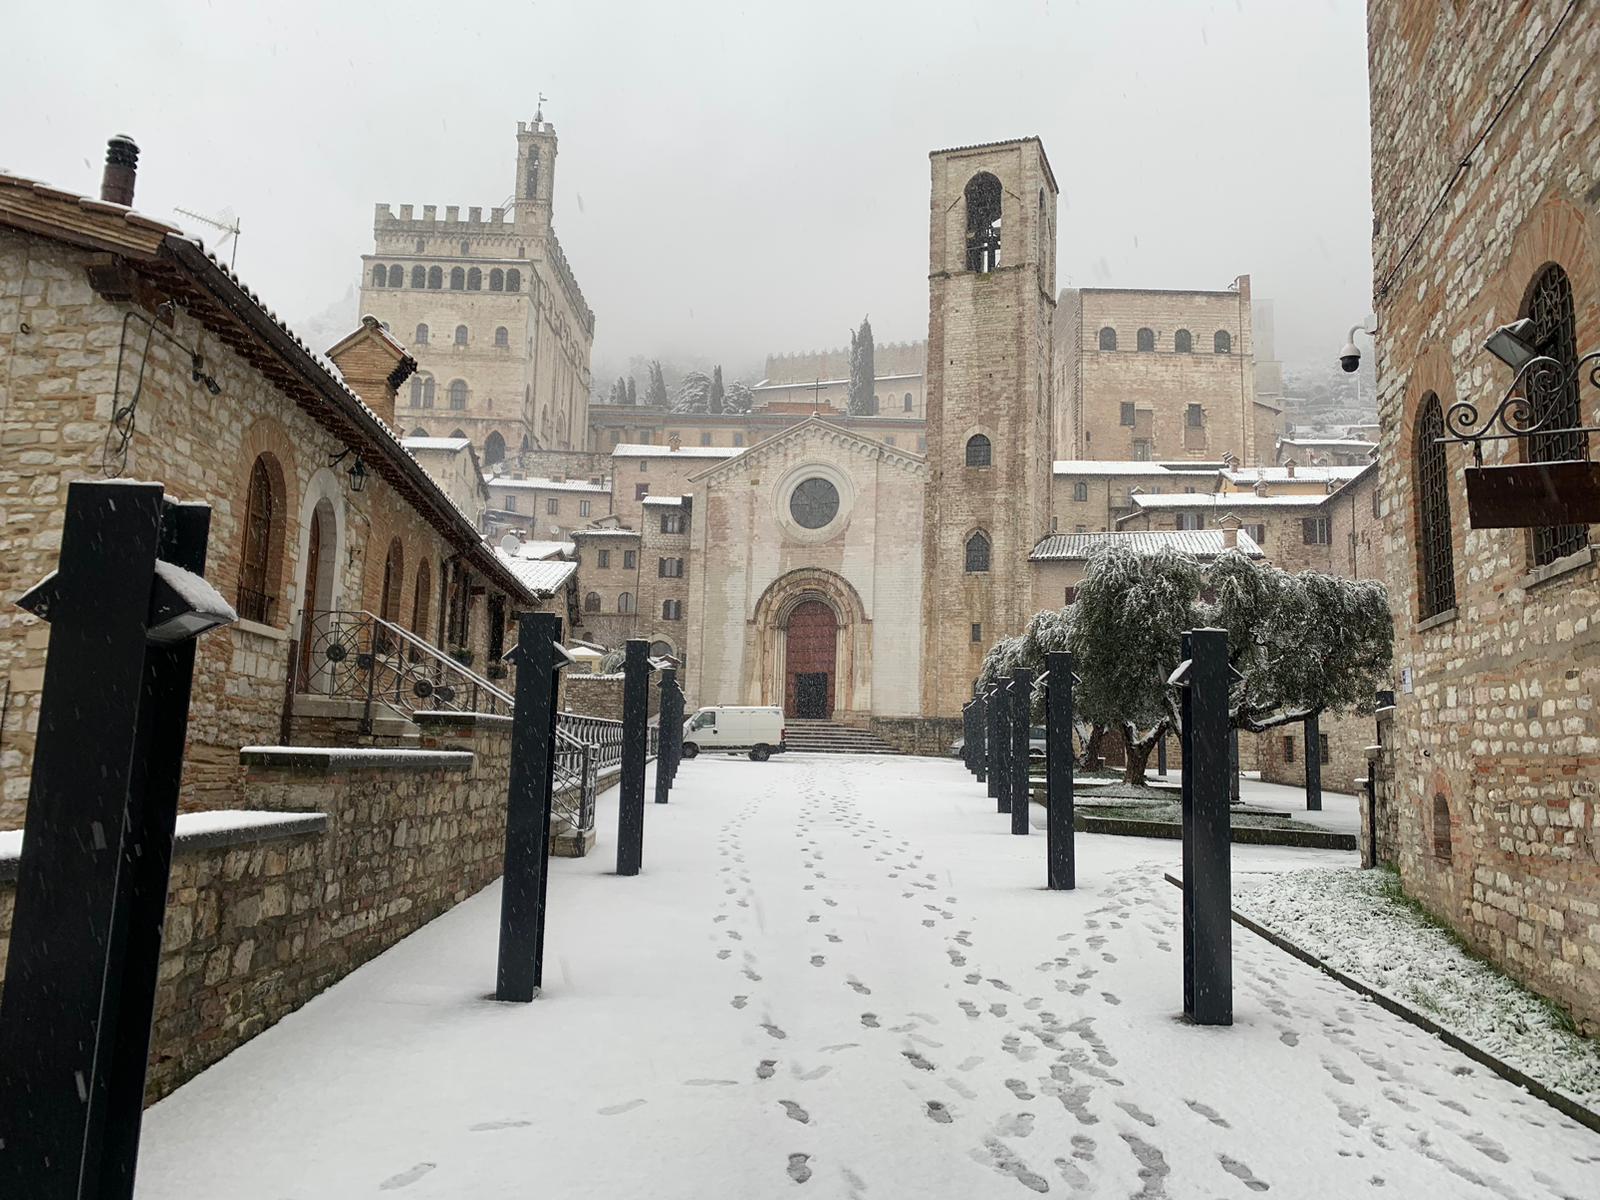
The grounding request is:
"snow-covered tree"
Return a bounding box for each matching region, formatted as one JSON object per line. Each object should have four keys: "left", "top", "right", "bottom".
{"left": 1205, "top": 553, "right": 1393, "bottom": 733}
{"left": 608, "top": 377, "right": 628, "bottom": 405}
{"left": 672, "top": 370, "right": 712, "bottom": 413}
{"left": 1069, "top": 545, "right": 1204, "bottom": 784}
{"left": 709, "top": 365, "right": 725, "bottom": 415}
{"left": 724, "top": 380, "right": 754, "bottom": 414}
{"left": 646, "top": 361, "right": 669, "bottom": 408}
{"left": 975, "top": 607, "right": 1107, "bottom": 766}
{"left": 626, "top": 376, "right": 637, "bottom": 406}
{"left": 848, "top": 316, "right": 876, "bottom": 415}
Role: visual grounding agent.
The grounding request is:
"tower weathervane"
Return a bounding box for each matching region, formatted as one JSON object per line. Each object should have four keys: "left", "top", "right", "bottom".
{"left": 536, "top": 92, "right": 548, "bottom": 123}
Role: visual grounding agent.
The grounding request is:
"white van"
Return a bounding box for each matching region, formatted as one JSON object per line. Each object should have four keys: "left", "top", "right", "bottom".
{"left": 682, "top": 706, "right": 787, "bottom": 761}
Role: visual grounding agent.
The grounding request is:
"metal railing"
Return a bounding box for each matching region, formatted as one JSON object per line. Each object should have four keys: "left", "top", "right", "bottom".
{"left": 295, "top": 609, "right": 513, "bottom": 728}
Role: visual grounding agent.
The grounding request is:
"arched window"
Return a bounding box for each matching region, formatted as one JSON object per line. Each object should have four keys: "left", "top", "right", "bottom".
{"left": 484, "top": 431, "right": 506, "bottom": 466}
{"left": 371, "top": 265, "right": 387, "bottom": 287}
{"left": 237, "top": 454, "right": 283, "bottom": 624}
{"left": 449, "top": 428, "right": 466, "bottom": 438}
{"left": 460, "top": 240, "right": 470, "bottom": 255}
{"left": 494, "top": 326, "right": 509, "bottom": 348}
{"left": 903, "top": 392, "right": 913, "bottom": 411}
{"left": 1213, "top": 330, "right": 1232, "bottom": 354}
{"left": 414, "top": 323, "right": 429, "bottom": 346}
{"left": 1432, "top": 794, "right": 1452, "bottom": 862}
{"left": 1098, "top": 327, "right": 1117, "bottom": 351}
{"left": 584, "top": 591, "right": 601, "bottom": 613}
{"left": 409, "top": 377, "right": 424, "bottom": 407}
{"left": 412, "top": 560, "right": 432, "bottom": 643}
{"left": 1523, "top": 263, "right": 1588, "bottom": 566}
{"left": 448, "top": 380, "right": 468, "bottom": 410}
{"left": 421, "top": 376, "right": 435, "bottom": 408}
{"left": 427, "top": 266, "right": 442, "bottom": 290}
{"left": 505, "top": 268, "right": 521, "bottom": 292}
{"left": 409, "top": 427, "right": 428, "bottom": 437}
{"left": 1415, "top": 392, "right": 1456, "bottom": 618}
{"left": 414, "top": 238, "right": 425, "bottom": 253}
{"left": 449, "top": 266, "right": 465, "bottom": 290}
{"left": 964, "top": 531, "right": 991, "bottom": 573}
{"left": 525, "top": 149, "right": 541, "bottom": 200}
{"left": 454, "top": 324, "right": 468, "bottom": 347}
{"left": 387, "top": 264, "right": 403, "bottom": 287}
{"left": 964, "top": 172, "right": 1003, "bottom": 272}
{"left": 965, "top": 434, "right": 992, "bottom": 467}
{"left": 489, "top": 268, "right": 504, "bottom": 291}
{"left": 410, "top": 265, "right": 426, "bottom": 288}
{"left": 467, "top": 267, "right": 482, "bottom": 291}
{"left": 378, "top": 538, "right": 404, "bottom": 626}
{"left": 1073, "top": 481, "right": 1088, "bottom": 502}
{"left": 618, "top": 591, "right": 636, "bottom": 615}
{"left": 1174, "top": 328, "right": 1193, "bottom": 353}
{"left": 1136, "top": 327, "right": 1155, "bottom": 352}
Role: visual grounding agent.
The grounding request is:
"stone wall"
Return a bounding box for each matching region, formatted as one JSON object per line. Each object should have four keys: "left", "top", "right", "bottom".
{"left": 868, "top": 715, "right": 963, "bottom": 758}
{"left": 1362, "top": 706, "right": 1400, "bottom": 868}
{"left": 1259, "top": 709, "right": 1379, "bottom": 797}
{"left": 561, "top": 672, "right": 660, "bottom": 723}
{"left": 1368, "top": 0, "right": 1600, "bottom": 1030}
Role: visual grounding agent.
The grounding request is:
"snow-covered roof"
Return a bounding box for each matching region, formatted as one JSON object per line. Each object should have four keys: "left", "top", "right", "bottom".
{"left": 1031, "top": 530, "right": 1263, "bottom": 560}
{"left": 642, "top": 494, "right": 685, "bottom": 507}
{"left": 487, "top": 475, "right": 610, "bottom": 494}
{"left": 612, "top": 443, "right": 742, "bottom": 458}
{"left": 402, "top": 436, "right": 471, "bottom": 452}
{"left": 1053, "top": 460, "right": 1225, "bottom": 477}
{"left": 1131, "top": 492, "right": 1327, "bottom": 509}
{"left": 504, "top": 539, "right": 574, "bottom": 560}
{"left": 492, "top": 550, "right": 577, "bottom": 596}
{"left": 753, "top": 372, "right": 921, "bottom": 389}
{"left": 1224, "top": 465, "right": 1366, "bottom": 484}
{"left": 1278, "top": 438, "right": 1378, "bottom": 451}
{"left": 572, "top": 527, "right": 641, "bottom": 539}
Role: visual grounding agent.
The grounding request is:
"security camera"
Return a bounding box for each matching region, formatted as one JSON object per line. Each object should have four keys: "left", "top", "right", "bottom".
{"left": 1338, "top": 342, "right": 1361, "bottom": 373}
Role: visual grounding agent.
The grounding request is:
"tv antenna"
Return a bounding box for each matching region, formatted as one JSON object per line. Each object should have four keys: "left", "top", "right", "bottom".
{"left": 174, "top": 205, "right": 242, "bottom": 270}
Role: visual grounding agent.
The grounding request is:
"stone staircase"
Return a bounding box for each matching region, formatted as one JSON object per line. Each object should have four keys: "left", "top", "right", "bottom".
{"left": 783, "top": 719, "right": 899, "bottom": 755}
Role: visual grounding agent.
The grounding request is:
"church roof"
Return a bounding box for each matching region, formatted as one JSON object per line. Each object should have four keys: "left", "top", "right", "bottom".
{"left": 491, "top": 550, "right": 577, "bottom": 597}
{"left": 1030, "top": 530, "right": 1263, "bottom": 561}
{"left": 686, "top": 415, "right": 926, "bottom": 484}
{"left": 612, "top": 443, "right": 742, "bottom": 459}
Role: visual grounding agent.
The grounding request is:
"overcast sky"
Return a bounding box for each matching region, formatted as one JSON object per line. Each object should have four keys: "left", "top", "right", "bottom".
{"left": 7, "top": 0, "right": 1372, "bottom": 380}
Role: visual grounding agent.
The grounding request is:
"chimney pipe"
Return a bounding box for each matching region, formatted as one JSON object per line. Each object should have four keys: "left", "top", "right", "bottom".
{"left": 1284, "top": 458, "right": 1296, "bottom": 478}
{"left": 101, "top": 135, "right": 140, "bottom": 206}
{"left": 1223, "top": 524, "right": 1238, "bottom": 549}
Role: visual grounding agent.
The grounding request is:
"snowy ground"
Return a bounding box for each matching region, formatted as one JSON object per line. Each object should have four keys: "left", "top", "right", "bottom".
{"left": 135, "top": 755, "right": 1600, "bottom": 1199}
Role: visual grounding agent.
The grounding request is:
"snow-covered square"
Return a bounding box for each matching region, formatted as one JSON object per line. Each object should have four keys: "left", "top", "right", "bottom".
{"left": 134, "top": 755, "right": 1600, "bottom": 1198}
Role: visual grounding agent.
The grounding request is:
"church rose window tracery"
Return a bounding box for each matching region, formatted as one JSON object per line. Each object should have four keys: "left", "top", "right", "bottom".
{"left": 789, "top": 478, "right": 840, "bottom": 529}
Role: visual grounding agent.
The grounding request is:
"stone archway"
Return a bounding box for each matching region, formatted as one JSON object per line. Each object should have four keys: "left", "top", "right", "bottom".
{"left": 749, "top": 568, "right": 870, "bottom": 718}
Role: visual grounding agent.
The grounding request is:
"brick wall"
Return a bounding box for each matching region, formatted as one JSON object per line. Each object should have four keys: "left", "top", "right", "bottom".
{"left": 1259, "top": 709, "right": 1379, "bottom": 797}
{"left": 1369, "top": 0, "right": 1600, "bottom": 1030}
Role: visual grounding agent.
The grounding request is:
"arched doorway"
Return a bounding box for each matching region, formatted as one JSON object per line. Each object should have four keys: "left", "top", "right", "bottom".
{"left": 785, "top": 599, "right": 837, "bottom": 719}
{"left": 297, "top": 498, "right": 338, "bottom": 685}
{"left": 484, "top": 431, "right": 506, "bottom": 467}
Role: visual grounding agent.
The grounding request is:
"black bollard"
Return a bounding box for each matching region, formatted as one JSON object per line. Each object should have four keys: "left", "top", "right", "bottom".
{"left": 670, "top": 681, "right": 685, "bottom": 785}
{"left": 616, "top": 640, "right": 653, "bottom": 875}
{"left": 962, "top": 700, "right": 976, "bottom": 776}
{"left": 1229, "top": 727, "right": 1241, "bottom": 803}
{"left": 993, "top": 684, "right": 1011, "bottom": 814}
{"left": 1011, "top": 668, "right": 1032, "bottom": 835}
{"left": 655, "top": 667, "right": 677, "bottom": 804}
{"left": 1304, "top": 711, "right": 1323, "bottom": 811}
{"left": 1157, "top": 732, "right": 1168, "bottom": 777}
{"left": 0, "top": 481, "right": 232, "bottom": 1200}
{"left": 1175, "top": 628, "right": 1232, "bottom": 1026}
{"left": 497, "top": 611, "right": 569, "bottom": 1002}
{"left": 1045, "top": 652, "right": 1077, "bottom": 889}
{"left": 973, "top": 689, "right": 988, "bottom": 785}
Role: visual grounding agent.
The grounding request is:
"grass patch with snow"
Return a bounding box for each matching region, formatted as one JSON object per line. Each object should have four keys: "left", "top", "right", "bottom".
{"left": 1237, "top": 866, "right": 1600, "bottom": 1109}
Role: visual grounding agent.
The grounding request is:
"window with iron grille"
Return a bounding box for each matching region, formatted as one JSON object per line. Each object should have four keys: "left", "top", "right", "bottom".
{"left": 1523, "top": 264, "right": 1589, "bottom": 566}
{"left": 965, "top": 434, "right": 991, "bottom": 467}
{"left": 1282, "top": 736, "right": 1295, "bottom": 763}
{"left": 1415, "top": 392, "right": 1456, "bottom": 618}
{"left": 237, "top": 456, "right": 275, "bottom": 623}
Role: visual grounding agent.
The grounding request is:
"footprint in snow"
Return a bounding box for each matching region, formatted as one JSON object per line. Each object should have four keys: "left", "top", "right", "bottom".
{"left": 810, "top": 955, "right": 826, "bottom": 967}
{"left": 780, "top": 1100, "right": 811, "bottom": 1124}
{"left": 469, "top": 1119, "right": 531, "bottom": 1131}
{"left": 597, "top": 1099, "right": 647, "bottom": 1116}
{"left": 1220, "top": 1154, "right": 1271, "bottom": 1191}
{"left": 757, "top": 1059, "right": 777, "bottom": 1080}
{"left": 731, "top": 995, "right": 748, "bottom": 1010}
{"left": 379, "top": 1163, "right": 436, "bottom": 1190}
{"left": 786, "top": 1153, "right": 813, "bottom": 1184}
{"left": 925, "top": 1100, "right": 953, "bottom": 1124}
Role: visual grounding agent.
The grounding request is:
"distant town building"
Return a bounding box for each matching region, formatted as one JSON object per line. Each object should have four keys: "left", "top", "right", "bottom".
{"left": 361, "top": 115, "right": 594, "bottom": 466}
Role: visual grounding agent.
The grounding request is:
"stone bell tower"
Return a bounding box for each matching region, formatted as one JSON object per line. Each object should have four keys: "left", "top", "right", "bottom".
{"left": 514, "top": 109, "right": 558, "bottom": 238}
{"left": 919, "top": 138, "right": 1058, "bottom": 719}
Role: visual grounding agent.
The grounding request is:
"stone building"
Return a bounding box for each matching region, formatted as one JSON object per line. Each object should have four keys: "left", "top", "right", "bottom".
{"left": 0, "top": 148, "right": 538, "bottom": 828}
{"left": 1365, "top": 0, "right": 1600, "bottom": 1029}
{"left": 484, "top": 473, "right": 611, "bottom": 540}
{"left": 1055, "top": 282, "right": 1274, "bottom": 465}
{"left": 362, "top": 115, "right": 594, "bottom": 467}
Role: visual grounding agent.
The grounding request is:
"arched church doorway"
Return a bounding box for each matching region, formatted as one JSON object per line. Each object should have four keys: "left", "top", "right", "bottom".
{"left": 785, "top": 599, "right": 837, "bottom": 719}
